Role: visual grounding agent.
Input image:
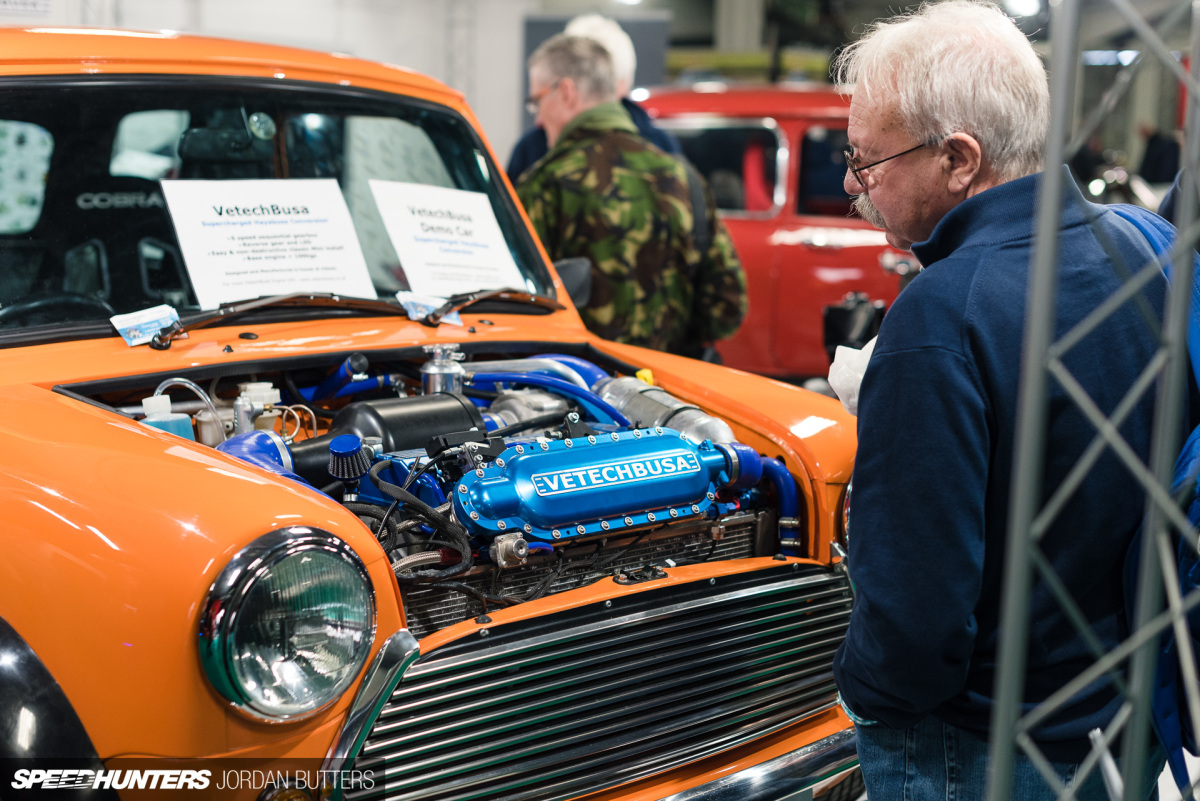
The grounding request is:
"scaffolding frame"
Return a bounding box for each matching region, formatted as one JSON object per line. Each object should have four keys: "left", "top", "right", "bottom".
{"left": 988, "top": 0, "right": 1200, "bottom": 799}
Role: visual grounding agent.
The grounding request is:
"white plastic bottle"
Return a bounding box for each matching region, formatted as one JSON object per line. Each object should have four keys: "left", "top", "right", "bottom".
{"left": 194, "top": 407, "right": 235, "bottom": 446}
{"left": 140, "top": 394, "right": 196, "bottom": 441}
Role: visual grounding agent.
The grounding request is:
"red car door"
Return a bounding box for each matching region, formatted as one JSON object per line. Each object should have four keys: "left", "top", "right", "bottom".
{"left": 769, "top": 117, "right": 907, "bottom": 377}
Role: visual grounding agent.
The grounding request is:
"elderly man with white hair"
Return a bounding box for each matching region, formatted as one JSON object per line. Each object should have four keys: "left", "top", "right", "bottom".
{"left": 506, "top": 14, "right": 678, "bottom": 182}
{"left": 831, "top": 1, "right": 1179, "bottom": 798}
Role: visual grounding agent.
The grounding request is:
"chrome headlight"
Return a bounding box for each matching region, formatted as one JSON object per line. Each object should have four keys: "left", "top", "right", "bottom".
{"left": 199, "top": 527, "right": 375, "bottom": 721}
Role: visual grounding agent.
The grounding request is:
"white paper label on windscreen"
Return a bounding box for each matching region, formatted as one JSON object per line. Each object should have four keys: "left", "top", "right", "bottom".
{"left": 161, "top": 178, "right": 376, "bottom": 309}
{"left": 369, "top": 180, "right": 524, "bottom": 298}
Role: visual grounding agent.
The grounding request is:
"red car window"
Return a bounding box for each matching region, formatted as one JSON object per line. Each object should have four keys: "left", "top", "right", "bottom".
{"left": 668, "top": 123, "right": 781, "bottom": 213}
{"left": 798, "top": 126, "right": 854, "bottom": 217}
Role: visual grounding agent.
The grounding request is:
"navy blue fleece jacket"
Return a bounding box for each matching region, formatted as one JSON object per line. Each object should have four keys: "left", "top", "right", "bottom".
{"left": 833, "top": 167, "right": 1171, "bottom": 762}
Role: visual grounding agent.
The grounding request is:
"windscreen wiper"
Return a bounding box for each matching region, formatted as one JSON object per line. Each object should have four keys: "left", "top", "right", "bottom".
{"left": 149, "top": 293, "right": 410, "bottom": 350}
{"left": 420, "top": 288, "right": 565, "bottom": 327}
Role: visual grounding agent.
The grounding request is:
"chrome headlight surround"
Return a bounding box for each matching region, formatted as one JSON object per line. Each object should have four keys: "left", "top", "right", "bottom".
{"left": 839, "top": 480, "right": 852, "bottom": 550}
{"left": 835, "top": 481, "right": 853, "bottom": 593}
{"left": 199, "top": 526, "right": 376, "bottom": 722}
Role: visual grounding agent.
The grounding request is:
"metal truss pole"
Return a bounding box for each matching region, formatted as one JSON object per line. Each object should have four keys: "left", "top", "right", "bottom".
{"left": 987, "top": 0, "right": 1081, "bottom": 797}
{"left": 989, "top": 0, "right": 1200, "bottom": 797}
{"left": 1122, "top": 1, "right": 1200, "bottom": 791}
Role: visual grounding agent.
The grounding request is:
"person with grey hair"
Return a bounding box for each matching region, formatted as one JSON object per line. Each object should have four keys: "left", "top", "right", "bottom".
{"left": 522, "top": 34, "right": 616, "bottom": 149}
{"left": 506, "top": 14, "right": 679, "bottom": 182}
{"left": 515, "top": 33, "right": 746, "bottom": 355}
{"left": 831, "top": 1, "right": 1176, "bottom": 797}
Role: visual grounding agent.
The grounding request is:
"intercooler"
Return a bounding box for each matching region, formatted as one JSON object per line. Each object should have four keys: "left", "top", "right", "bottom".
{"left": 347, "top": 562, "right": 853, "bottom": 801}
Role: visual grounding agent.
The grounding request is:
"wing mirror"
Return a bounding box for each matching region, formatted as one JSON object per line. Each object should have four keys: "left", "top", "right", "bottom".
{"left": 553, "top": 257, "right": 592, "bottom": 308}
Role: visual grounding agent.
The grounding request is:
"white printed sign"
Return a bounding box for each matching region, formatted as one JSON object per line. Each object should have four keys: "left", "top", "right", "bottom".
{"left": 161, "top": 179, "right": 375, "bottom": 310}
{"left": 370, "top": 181, "right": 524, "bottom": 297}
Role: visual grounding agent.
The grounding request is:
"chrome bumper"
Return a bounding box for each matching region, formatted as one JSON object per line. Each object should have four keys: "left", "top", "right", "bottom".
{"left": 659, "top": 728, "right": 858, "bottom": 801}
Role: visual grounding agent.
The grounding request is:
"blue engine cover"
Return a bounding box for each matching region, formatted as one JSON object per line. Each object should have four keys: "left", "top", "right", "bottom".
{"left": 453, "top": 427, "right": 733, "bottom": 542}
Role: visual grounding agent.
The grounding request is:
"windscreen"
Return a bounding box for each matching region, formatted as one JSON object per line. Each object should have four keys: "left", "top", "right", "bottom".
{"left": 0, "top": 76, "right": 551, "bottom": 332}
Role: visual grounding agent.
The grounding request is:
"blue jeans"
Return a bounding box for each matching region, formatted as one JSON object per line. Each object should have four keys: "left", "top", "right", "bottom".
{"left": 855, "top": 716, "right": 1162, "bottom": 801}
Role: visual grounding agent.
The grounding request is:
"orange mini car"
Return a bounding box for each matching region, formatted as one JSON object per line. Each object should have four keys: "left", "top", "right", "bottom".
{"left": 640, "top": 84, "right": 915, "bottom": 380}
{"left": 0, "top": 27, "right": 859, "bottom": 801}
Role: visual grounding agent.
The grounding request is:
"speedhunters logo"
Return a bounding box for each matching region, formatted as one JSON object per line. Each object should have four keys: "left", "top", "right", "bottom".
{"left": 12, "top": 769, "right": 210, "bottom": 790}
{"left": 531, "top": 451, "right": 700, "bottom": 496}
{"left": 10, "top": 767, "right": 374, "bottom": 792}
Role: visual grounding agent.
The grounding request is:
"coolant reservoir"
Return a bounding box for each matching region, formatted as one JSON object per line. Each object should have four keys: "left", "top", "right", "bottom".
{"left": 421, "top": 344, "right": 465, "bottom": 395}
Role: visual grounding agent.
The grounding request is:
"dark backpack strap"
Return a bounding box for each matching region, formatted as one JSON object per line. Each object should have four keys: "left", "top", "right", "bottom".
{"left": 1124, "top": 421, "right": 1200, "bottom": 790}
{"left": 681, "top": 159, "right": 711, "bottom": 260}
{"left": 675, "top": 160, "right": 723, "bottom": 362}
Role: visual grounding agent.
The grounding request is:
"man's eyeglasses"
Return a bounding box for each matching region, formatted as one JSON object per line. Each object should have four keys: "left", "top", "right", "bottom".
{"left": 524, "top": 80, "right": 561, "bottom": 116}
{"left": 843, "top": 142, "right": 928, "bottom": 189}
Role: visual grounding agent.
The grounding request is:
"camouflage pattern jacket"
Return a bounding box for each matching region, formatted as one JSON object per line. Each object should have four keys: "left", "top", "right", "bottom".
{"left": 516, "top": 102, "right": 747, "bottom": 355}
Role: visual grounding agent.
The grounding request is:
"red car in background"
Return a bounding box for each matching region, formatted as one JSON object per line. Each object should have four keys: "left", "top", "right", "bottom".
{"left": 640, "top": 83, "right": 913, "bottom": 380}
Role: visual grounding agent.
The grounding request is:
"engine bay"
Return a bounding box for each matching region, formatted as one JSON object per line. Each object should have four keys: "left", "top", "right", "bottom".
{"left": 65, "top": 344, "right": 805, "bottom": 637}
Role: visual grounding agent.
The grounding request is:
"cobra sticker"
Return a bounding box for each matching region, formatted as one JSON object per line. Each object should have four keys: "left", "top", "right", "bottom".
{"left": 531, "top": 451, "right": 701, "bottom": 496}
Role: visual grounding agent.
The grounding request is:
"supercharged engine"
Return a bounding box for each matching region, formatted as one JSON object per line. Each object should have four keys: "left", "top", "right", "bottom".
{"left": 98, "top": 346, "right": 804, "bottom": 638}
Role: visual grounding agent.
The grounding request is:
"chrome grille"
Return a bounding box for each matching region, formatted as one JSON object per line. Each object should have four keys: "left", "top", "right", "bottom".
{"left": 348, "top": 563, "right": 852, "bottom": 801}
{"left": 400, "top": 513, "right": 762, "bottom": 639}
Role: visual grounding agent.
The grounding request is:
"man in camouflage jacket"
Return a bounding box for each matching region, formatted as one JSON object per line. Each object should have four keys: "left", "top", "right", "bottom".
{"left": 516, "top": 34, "right": 747, "bottom": 357}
